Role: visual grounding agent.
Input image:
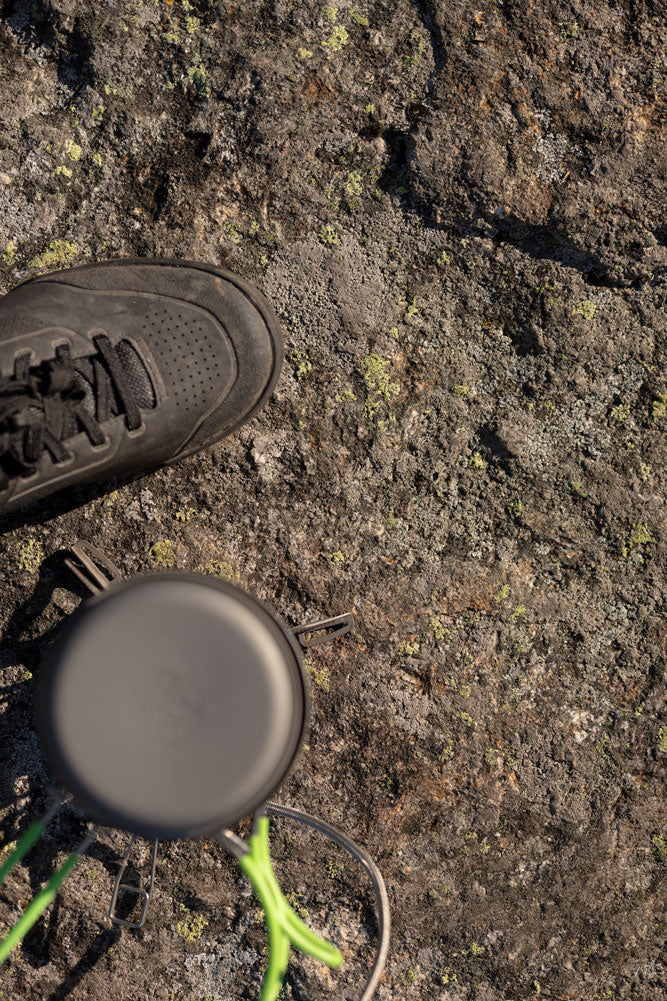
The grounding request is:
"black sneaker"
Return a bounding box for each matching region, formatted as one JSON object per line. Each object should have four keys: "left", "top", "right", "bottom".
{"left": 0, "top": 258, "right": 283, "bottom": 516}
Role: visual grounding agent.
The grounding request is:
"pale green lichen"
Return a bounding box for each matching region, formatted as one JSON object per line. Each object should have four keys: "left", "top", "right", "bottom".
{"left": 27, "top": 239, "right": 78, "bottom": 271}
{"left": 621, "top": 522, "right": 653, "bottom": 558}
{"left": 66, "top": 141, "right": 83, "bottom": 161}
{"left": 17, "top": 538, "right": 44, "bottom": 574}
{"left": 399, "top": 638, "right": 421, "bottom": 656}
{"left": 610, "top": 402, "right": 629, "bottom": 424}
{"left": 323, "top": 25, "right": 349, "bottom": 51}
{"left": 326, "top": 859, "right": 344, "bottom": 878}
{"left": 652, "top": 833, "right": 667, "bottom": 862}
{"left": 304, "top": 658, "right": 331, "bottom": 691}
{"left": 2, "top": 241, "right": 17, "bottom": 266}
{"left": 52, "top": 165, "right": 73, "bottom": 179}
{"left": 91, "top": 152, "right": 103, "bottom": 167}
{"left": 450, "top": 384, "right": 469, "bottom": 397}
{"left": 175, "top": 507, "right": 195, "bottom": 523}
{"left": 657, "top": 726, "right": 667, "bottom": 754}
{"left": 322, "top": 4, "right": 338, "bottom": 22}
{"left": 494, "top": 584, "right": 511, "bottom": 603}
{"left": 175, "top": 903, "right": 208, "bottom": 943}
{"left": 361, "top": 353, "right": 399, "bottom": 420}
{"left": 187, "top": 60, "right": 212, "bottom": 97}
{"left": 430, "top": 615, "right": 449, "bottom": 641}
{"left": 349, "top": 7, "right": 369, "bottom": 26}
{"left": 328, "top": 549, "right": 346, "bottom": 565}
{"left": 290, "top": 348, "right": 312, "bottom": 380}
{"left": 344, "top": 169, "right": 363, "bottom": 203}
{"left": 196, "top": 559, "right": 240, "bottom": 584}
{"left": 572, "top": 299, "right": 597, "bottom": 321}
{"left": 468, "top": 451, "right": 486, "bottom": 470}
{"left": 222, "top": 220, "right": 242, "bottom": 244}
{"left": 297, "top": 47, "right": 313, "bottom": 59}
{"left": 651, "top": 393, "right": 666, "bottom": 423}
{"left": 318, "top": 224, "right": 340, "bottom": 246}
{"left": 151, "top": 539, "right": 176, "bottom": 568}
{"left": 403, "top": 28, "right": 425, "bottom": 66}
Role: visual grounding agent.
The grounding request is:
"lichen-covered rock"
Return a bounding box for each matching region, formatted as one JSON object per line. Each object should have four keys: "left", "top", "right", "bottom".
{"left": 0, "top": 2, "right": 665, "bottom": 1000}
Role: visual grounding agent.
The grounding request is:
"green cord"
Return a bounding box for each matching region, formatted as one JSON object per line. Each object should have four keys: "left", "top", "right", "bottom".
{"left": 238, "top": 816, "right": 343, "bottom": 1001}
{"left": 0, "top": 821, "right": 45, "bottom": 887}
{"left": 0, "top": 851, "right": 82, "bottom": 964}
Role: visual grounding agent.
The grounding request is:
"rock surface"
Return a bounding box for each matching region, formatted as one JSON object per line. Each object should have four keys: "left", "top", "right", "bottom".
{"left": 0, "top": 1, "right": 665, "bottom": 999}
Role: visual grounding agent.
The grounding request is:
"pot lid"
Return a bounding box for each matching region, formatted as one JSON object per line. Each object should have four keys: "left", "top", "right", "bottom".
{"left": 36, "top": 574, "right": 307, "bottom": 840}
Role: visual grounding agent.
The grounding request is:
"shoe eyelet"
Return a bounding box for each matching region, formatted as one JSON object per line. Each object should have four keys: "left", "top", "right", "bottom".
{"left": 90, "top": 435, "right": 112, "bottom": 452}
{"left": 126, "top": 423, "right": 146, "bottom": 439}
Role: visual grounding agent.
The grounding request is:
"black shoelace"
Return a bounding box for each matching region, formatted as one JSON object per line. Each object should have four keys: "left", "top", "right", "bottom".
{"left": 0, "top": 335, "right": 142, "bottom": 491}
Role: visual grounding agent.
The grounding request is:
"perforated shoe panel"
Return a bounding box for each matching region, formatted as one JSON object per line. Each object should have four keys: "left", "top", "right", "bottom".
{"left": 138, "top": 304, "right": 235, "bottom": 424}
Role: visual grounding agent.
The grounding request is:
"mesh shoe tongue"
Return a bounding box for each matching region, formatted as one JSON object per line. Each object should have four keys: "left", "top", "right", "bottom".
{"left": 76, "top": 340, "right": 156, "bottom": 415}
{"left": 114, "top": 340, "right": 156, "bottom": 409}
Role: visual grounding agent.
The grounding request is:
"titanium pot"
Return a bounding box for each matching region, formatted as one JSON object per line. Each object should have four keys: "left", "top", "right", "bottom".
{"left": 35, "top": 542, "right": 353, "bottom": 842}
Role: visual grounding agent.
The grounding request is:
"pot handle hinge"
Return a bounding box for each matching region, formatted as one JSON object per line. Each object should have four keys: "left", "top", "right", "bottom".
{"left": 293, "top": 612, "right": 354, "bottom": 648}
{"left": 65, "top": 540, "right": 123, "bottom": 596}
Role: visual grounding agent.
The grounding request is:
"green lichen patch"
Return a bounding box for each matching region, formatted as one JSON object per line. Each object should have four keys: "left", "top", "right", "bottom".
{"left": 609, "top": 402, "right": 630, "bottom": 424}
{"left": 2, "top": 241, "right": 17, "bottom": 265}
{"left": 17, "top": 538, "right": 44, "bottom": 574}
{"left": 572, "top": 299, "right": 597, "bottom": 321}
{"left": 185, "top": 14, "right": 202, "bottom": 34}
{"left": 430, "top": 615, "right": 449, "bottom": 641}
{"left": 290, "top": 348, "right": 312, "bottom": 380}
{"left": 195, "top": 559, "right": 240, "bottom": 584}
{"left": 651, "top": 833, "right": 666, "bottom": 862}
{"left": 66, "top": 141, "right": 83, "bottom": 161}
{"left": 175, "top": 903, "right": 208, "bottom": 943}
{"left": 398, "top": 637, "right": 421, "bottom": 656}
{"left": 322, "top": 25, "right": 349, "bottom": 51}
{"left": 621, "top": 522, "right": 654, "bottom": 558}
{"left": 348, "top": 7, "right": 369, "bottom": 26}
{"left": 318, "top": 224, "right": 340, "bottom": 246}
{"left": 344, "top": 169, "right": 363, "bottom": 205}
{"left": 151, "top": 539, "right": 177, "bottom": 567}
{"left": 361, "top": 353, "right": 400, "bottom": 420}
{"left": 187, "top": 60, "right": 212, "bottom": 97}
{"left": 403, "top": 28, "right": 426, "bottom": 67}
{"left": 304, "top": 658, "right": 331, "bottom": 691}
{"left": 297, "top": 47, "right": 314, "bottom": 59}
{"left": 651, "top": 392, "right": 666, "bottom": 423}
{"left": 175, "top": 507, "right": 195, "bottom": 523}
{"left": 27, "top": 239, "right": 79, "bottom": 271}
{"left": 222, "top": 220, "right": 242, "bottom": 244}
{"left": 450, "top": 384, "right": 469, "bottom": 397}
{"left": 468, "top": 451, "right": 486, "bottom": 470}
